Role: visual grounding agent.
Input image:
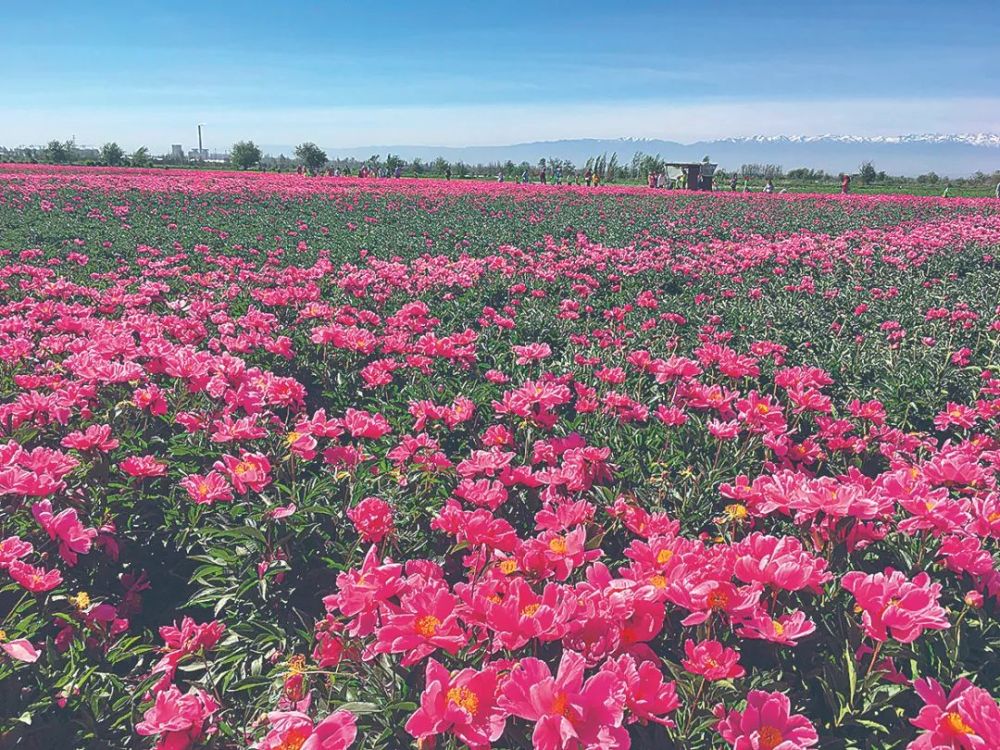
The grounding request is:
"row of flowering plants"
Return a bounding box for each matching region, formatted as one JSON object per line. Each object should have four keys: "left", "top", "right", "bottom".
{"left": 0, "top": 165, "right": 998, "bottom": 749}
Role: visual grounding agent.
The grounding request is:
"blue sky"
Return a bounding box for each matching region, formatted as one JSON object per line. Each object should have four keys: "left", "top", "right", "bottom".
{"left": 2, "top": 1, "right": 998, "bottom": 150}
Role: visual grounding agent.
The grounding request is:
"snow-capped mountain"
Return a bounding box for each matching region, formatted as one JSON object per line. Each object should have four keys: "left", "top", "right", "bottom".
{"left": 716, "top": 133, "right": 1000, "bottom": 147}
{"left": 261, "top": 133, "right": 1000, "bottom": 177}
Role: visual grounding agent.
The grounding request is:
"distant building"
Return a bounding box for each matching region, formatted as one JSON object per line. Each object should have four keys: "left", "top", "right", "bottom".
{"left": 171, "top": 144, "right": 185, "bottom": 160}
{"left": 187, "top": 148, "right": 208, "bottom": 161}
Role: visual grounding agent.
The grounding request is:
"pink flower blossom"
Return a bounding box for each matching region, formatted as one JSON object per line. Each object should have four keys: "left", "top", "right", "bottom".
{"left": 682, "top": 639, "right": 746, "bottom": 681}
{"left": 908, "top": 677, "right": 1000, "bottom": 749}
{"left": 499, "top": 650, "right": 627, "bottom": 750}
{"left": 135, "top": 685, "right": 218, "bottom": 750}
{"left": 405, "top": 658, "right": 506, "bottom": 748}
{"left": 1, "top": 637, "right": 40, "bottom": 663}
{"left": 842, "top": 568, "right": 950, "bottom": 643}
{"left": 347, "top": 497, "right": 395, "bottom": 543}
{"left": 714, "top": 690, "right": 818, "bottom": 750}
{"left": 255, "top": 710, "right": 357, "bottom": 750}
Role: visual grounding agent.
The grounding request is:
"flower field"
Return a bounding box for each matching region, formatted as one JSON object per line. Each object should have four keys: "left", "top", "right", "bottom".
{"left": 0, "top": 165, "right": 998, "bottom": 749}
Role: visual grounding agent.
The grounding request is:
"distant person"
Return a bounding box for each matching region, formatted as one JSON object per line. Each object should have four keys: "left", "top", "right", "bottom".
{"left": 521, "top": 169, "right": 529, "bottom": 184}
{"left": 764, "top": 178, "right": 774, "bottom": 194}
{"left": 647, "top": 171, "right": 656, "bottom": 188}
{"left": 554, "top": 167, "right": 562, "bottom": 184}
{"left": 496, "top": 172, "right": 504, "bottom": 182}
{"left": 841, "top": 173, "right": 851, "bottom": 194}
{"left": 584, "top": 168, "right": 593, "bottom": 186}
{"left": 942, "top": 184, "right": 950, "bottom": 197}
{"left": 742, "top": 178, "right": 749, "bottom": 193}
{"left": 296, "top": 164, "right": 304, "bottom": 176}
{"left": 393, "top": 165, "right": 402, "bottom": 178}
{"left": 592, "top": 171, "right": 601, "bottom": 187}
{"left": 730, "top": 174, "right": 738, "bottom": 191}
{"left": 540, "top": 167, "right": 547, "bottom": 184}
{"left": 445, "top": 167, "right": 452, "bottom": 180}
{"left": 656, "top": 172, "right": 665, "bottom": 189}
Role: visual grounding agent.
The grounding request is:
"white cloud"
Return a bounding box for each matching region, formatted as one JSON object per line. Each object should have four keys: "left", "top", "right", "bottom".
{"left": 3, "top": 97, "right": 998, "bottom": 151}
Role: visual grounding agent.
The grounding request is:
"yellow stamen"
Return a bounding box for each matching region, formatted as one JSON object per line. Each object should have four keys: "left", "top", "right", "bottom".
{"left": 943, "top": 711, "right": 973, "bottom": 735}
{"left": 447, "top": 685, "right": 479, "bottom": 715}
{"left": 414, "top": 615, "right": 441, "bottom": 638}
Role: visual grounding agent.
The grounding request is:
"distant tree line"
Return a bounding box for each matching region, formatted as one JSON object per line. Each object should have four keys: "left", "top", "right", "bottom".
{"left": 1, "top": 140, "right": 152, "bottom": 168}
{"left": 3, "top": 139, "right": 999, "bottom": 189}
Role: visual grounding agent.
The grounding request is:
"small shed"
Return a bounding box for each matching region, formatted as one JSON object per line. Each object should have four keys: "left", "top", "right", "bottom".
{"left": 664, "top": 161, "right": 717, "bottom": 191}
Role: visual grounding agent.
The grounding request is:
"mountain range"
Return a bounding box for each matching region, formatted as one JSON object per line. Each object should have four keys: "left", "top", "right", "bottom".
{"left": 260, "top": 134, "right": 1000, "bottom": 177}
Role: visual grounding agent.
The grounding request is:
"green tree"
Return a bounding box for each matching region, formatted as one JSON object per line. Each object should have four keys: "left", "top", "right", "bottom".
{"left": 606, "top": 152, "right": 619, "bottom": 182}
{"left": 230, "top": 140, "right": 262, "bottom": 170}
{"left": 859, "top": 161, "right": 877, "bottom": 185}
{"left": 100, "top": 142, "right": 125, "bottom": 166}
{"left": 131, "top": 146, "right": 151, "bottom": 167}
{"left": 45, "top": 140, "right": 70, "bottom": 163}
{"left": 385, "top": 153, "right": 404, "bottom": 173}
{"left": 295, "top": 142, "right": 328, "bottom": 172}
{"left": 431, "top": 157, "right": 450, "bottom": 175}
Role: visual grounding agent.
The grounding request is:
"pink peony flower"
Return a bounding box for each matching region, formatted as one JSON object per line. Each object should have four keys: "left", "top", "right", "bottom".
{"left": 405, "top": 658, "right": 506, "bottom": 748}
{"left": 1, "top": 637, "right": 40, "bottom": 663}
{"left": 60, "top": 424, "right": 119, "bottom": 452}
{"left": 603, "top": 653, "right": 679, "bottom": 727}
{"left": 372, "top": 584, "right": 467, "bottom": 666}
{"left": 347, "top": 497, "right": 395, "bottom": 543}
{"left": 908, "top": 677, "right": 1000, "bottom": 749}
{"left": 213, "top": 451, "right": 272, "bottom": 494}
{"left": 135, "top": 685, "right": 218, "bottom": 750}
{"left": 8, "top": 560, "right": 62, "bottom": 592}
{"left": 120, "top": 455, "right": 168, "bottom": 478}
{"left": 736, "top": 610, "right": 816, "bottom": 647}
{"left": 842, "top": 568, "right": 950, "bottom": 643}
{"left": 255, "top": 709, "right": 357, "bottom": 750}
{"left": 498, "top": 650, "right": 627, "bottom": 750}
{"left": 0, "top": 535, "right": 34, "bottom": 568}
{"left": 682, "top": 639, "right": 746, "bottom": 681}
{"left": 325, "top": 545, "right": 405, "bottom": 638}
{"left": 714, "top": 690, "right": 818, "bottom": 750}
{"left": 31, "top": 500, "right": 98, "bottom": 565}
{"left": 179, "top": 471, "right": 233, "bottom": 505}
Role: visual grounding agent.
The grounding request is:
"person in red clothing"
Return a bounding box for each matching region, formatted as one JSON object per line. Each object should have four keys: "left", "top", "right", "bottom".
{"left": 841, "top": 173, "right": 851, "bottom": 194}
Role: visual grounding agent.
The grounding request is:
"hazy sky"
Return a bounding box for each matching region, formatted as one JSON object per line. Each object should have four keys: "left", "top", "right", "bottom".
{"left": 2, "top": 1, "right": 998, "bottom": 151}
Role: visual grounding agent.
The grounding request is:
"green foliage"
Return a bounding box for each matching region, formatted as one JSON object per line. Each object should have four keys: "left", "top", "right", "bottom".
{"left": 295, "top": 142, "right": 328, "bottom": 171}
{"left": 230, "top": 140, "right": 262, "bottom": 170}
{"left": 44, "top": 140, "right": 70, "bottom": 163}
{"left": 860, "top": 160, "right": 878, "bottom": 185}
{"left": 131, "top": 146, "right": 151, "bottom": 167}
{"left": 100, "top": 142, "right": 125, "bottom": 167}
